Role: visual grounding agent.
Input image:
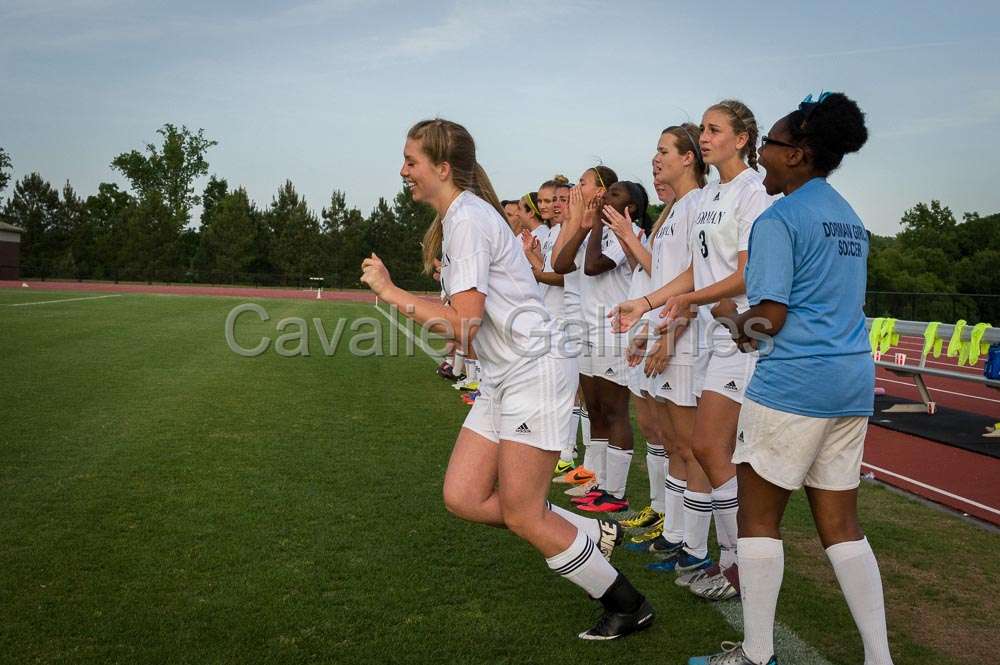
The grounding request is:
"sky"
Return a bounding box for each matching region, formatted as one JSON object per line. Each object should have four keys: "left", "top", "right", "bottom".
{"left": 3, "top": 0, "right": 1000, "bottom": 236}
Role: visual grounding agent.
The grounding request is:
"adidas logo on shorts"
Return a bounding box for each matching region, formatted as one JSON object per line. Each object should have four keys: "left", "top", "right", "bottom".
{"left": 515, "top": 422, "right": 531, "bottom": 434}
{"left": 738, "top": 430, "right": 745, "bottom": 442}
{"left": 724, "top": 380, "right": 739, "bottom": 392}
{"left": 604, "top": 368, "right": 615, "bottom": 377}
{"left": 661, "top": 381, "right": 672, "bottom": 390}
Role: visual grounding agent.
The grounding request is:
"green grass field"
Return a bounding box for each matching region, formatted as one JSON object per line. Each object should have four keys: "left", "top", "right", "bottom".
{"left": 2, "top": 289, "right": 997, "bottom": 664}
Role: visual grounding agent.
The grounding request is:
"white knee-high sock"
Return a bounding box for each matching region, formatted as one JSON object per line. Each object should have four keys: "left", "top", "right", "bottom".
{"left": 682, "top": 489, "right": 713, "bottom": 558}
{"left": 452, "top": 351, "right": 465, "bottom": 376}
{"left": 646, "top": 443, "right": 666, "bottom": 512}
{"left": 546, "top": 527, "right": 618, "bottom": 598}
{"left": 711, "top": 475, "right": 739, "bottom": 569}
{"left": 546, "top": 501, "right": 600, "bottom": 542}
{"left": 739, "top": 537, "right": 784, "bottom": 665}
{"left": 562, "top": 407, "right": 581, "bottom": 463}
{"left": 663, "top": 474, "right": 687, "bottom": 543}
{"left": 827, "top": 538, "right": 894, "bottom": 665}
{"left": 605, "top": 444, "right": 633, "bottom": 499}
{"left": 580, "top": 407, "right": 592, "bottom": 447}
{"left": 585, "top": 437, "right": 608, "bottom": 486}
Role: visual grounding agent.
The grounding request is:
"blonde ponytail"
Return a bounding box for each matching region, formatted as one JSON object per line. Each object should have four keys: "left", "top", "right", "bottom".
{"left": 472, "top": 162, "right": 505, "bottom": 220}
{"left": 708, "top": 100, "right": 760, "bottom": 171}
{"left": 421, "top": 218, "right": 443, "bottom": 275}
{"left": 649, "top": 201, "right": 674, "bottom": 242}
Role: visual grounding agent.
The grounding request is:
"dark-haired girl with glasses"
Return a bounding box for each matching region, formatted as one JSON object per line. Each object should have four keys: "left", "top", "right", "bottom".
{"left": 689, "top": 93, "right": 893, "bottom": 665}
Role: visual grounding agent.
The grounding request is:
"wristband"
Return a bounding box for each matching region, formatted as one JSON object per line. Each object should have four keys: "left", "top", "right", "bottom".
{"left": 643, "top": 295, "right": 653, "bottom": 311}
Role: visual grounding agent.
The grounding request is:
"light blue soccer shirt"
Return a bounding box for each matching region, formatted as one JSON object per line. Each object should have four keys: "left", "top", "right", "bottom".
{"left": 744, "top": 177, "right": 874, "bottom": 417}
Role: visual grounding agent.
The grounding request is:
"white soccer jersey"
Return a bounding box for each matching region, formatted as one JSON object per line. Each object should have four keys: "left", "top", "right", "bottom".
{"left": 439, "top": 191, "right": 553, "bottom": 383}
{"left": 626, "top": 232, "right": 653, "bottom": 301}
{"left": 561, "top": 240, "right": 585, "bottom": 327}
{"left": 691, "top": 168, "right": 773, "bottom": 337}
{"left": 539, "top": 223, "right": 565, "bottom": 319}
{"left": 624, "top": 232, "right": 653, "bottom": 369}
{"left": 646, "top": 188, "right": 702, "bottom": 362}
{"left": 581, "top": 224, "right": 639, "bottom": 343}
{"left": 531, "top": 224, "right": 551, "bottom": 245}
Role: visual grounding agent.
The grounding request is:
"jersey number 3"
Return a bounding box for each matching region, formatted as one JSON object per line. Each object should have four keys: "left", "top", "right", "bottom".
{"left": 698, "top": 230, "right": 708, "bottom": 258}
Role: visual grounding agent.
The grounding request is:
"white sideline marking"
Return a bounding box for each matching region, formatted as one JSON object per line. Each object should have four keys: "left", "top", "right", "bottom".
{"left": 875, "top": 377, "right": 1000, "bottom": 403}
{"left": 860, "top": 462, "right": 1000, "bottom": 517}
{"left": 8, "top": 294, "right": 122, "bottom": 307}
{"left": 372, "top": 302, "right": 444, "bottom": 364}
{"left": 714, "top": 599, "right": 834, "bottom": 665}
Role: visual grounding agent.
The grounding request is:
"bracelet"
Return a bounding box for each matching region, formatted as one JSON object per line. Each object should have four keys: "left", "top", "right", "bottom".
{"left": 642, "top": 295, "right": 653, "bottom": 311}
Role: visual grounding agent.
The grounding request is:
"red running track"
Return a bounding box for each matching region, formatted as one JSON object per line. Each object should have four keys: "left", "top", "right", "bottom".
{"left": 0, "top": 279, "right": 379, "bottom": 302}
{"left": 870, "top": 334, "right": 999, "bottom": 524}
{"left": 4, "top": 282, "right": 1000, "bottom": 525}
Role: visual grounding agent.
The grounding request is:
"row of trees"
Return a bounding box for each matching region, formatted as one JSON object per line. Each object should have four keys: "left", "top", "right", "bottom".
{"left": 0, "top": 126, "right": 997, "bottom": 319}
{"left": 866, "top": 201, "right": 999, "bottom": 322}
{"left": 0, "top": 127, "right": 437, "bottom": 290}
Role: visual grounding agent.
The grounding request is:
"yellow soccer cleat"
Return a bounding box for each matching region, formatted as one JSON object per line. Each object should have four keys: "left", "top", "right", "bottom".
{"left": 618, "top": 505, "right": 662, "bottom": 531}
{"left": 553, "top": 459, "right": 576, "bottom": 476}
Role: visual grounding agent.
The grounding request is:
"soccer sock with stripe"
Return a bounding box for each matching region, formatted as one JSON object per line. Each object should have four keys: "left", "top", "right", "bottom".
{"left": 739, "top": 537, "right": 784, "bottom": 664}
{"left": 545, "top": 526, "right": 617, "bottom": 598}
{"left": 584, "top": 437, "right": 608, "bottom": 487}
{"left": 562, "top": 407, "right": 582, "bottom": 463}
{"left": 663, "top": 474, "right": 687, "bottom": 543}
{"left": 546, "top": 501, "right": 600, "bottom": 542}
{"left": 711, "top": 475, "right": 739, "bottom": 569}
{"left": 604, "top": 444, "right": 633, "bottom": 499}
{"left": 826, "top": 538, "right": 894, "bottom": 665}
{"left": 646, "top": 443, "right": 666, "bottom": 513}
{"left": 580, "top": 408, "right": 592, "bottom": 448}
{"left": 682, "top": 489, "right": 713, "bottom": 558}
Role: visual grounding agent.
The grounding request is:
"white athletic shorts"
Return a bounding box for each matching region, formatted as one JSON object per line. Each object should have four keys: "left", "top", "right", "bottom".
{"left": 579, "top": 336, "right": 629, "bottom": 386}
{"left": 645, "top": 361, "right": 699, "bottom": 407}
{"left": 628, "top": 361, "right": 647, "bottom": 398}
{"left": 694, "top": 335, "right": 757, "bottom": 404}
{"left": 733, "top": 397, "right": 868, "bottom": 491}
{"left": 463, "top": 355, "right": 579, "bottom": 451}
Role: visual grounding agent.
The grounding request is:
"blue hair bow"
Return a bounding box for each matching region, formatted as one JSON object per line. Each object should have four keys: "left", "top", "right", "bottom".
{"left": 799, "top": 91, "right": 832, "bottom": 112}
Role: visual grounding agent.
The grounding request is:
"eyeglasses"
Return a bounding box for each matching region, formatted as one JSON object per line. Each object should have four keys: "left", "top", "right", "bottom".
{"left": 760, "top": 135, "right": 800, "bottom": 150}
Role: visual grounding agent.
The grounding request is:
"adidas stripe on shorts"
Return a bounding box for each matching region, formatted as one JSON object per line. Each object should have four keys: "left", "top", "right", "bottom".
{"left": 645, "top": 360, "right": 699, "bottom": 407}
{"left": 463, "top": 355, "right": 579, "bottom": 452}
{"left": 578, "top": 335, "right": 629, "bottom": 386}
{"left": 734, "top": 397, "right": 868, "bottom": 491}
{"left": 694, "top": 334, "right": 757, "bottom": 404}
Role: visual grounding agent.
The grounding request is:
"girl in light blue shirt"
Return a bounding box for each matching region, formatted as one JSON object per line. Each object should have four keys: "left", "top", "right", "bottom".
{"left": 692, "top": 94, "right": 894, "bottom": 665}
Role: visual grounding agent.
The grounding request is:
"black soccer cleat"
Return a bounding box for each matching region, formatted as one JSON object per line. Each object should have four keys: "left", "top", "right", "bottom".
{"left": 578, "top": 573, "right": 655, "bottom": 640}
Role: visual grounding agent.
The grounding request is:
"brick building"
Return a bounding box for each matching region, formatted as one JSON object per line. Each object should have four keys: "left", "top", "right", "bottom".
{"left": 0, "top": 221, "right": 24, "bottom": 280}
